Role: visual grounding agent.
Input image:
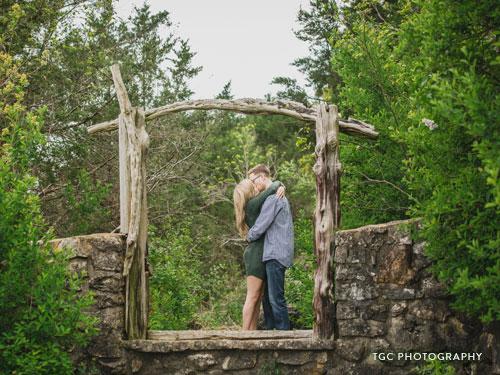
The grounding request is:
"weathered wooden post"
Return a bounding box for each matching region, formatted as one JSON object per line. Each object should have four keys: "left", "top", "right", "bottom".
{"left": 111, "top": 64, "right": 150, "bottom": 340}
{"left": 312, "top": 102, "right": 340, "bottom": 340}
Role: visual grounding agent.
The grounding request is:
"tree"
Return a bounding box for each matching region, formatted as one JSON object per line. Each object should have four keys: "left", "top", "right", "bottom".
{"left": 1, "top": 1, "right": 203, "bottom": 237}
{"left": 0, "top": 47, "right": 98, "bottom": 374}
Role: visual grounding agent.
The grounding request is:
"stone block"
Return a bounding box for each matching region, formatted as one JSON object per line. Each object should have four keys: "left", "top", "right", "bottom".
{"left": 390, "top": 302, "right": 407, "bottom": 317}
{"left": 131, "top": 357, "right": 142, "bottom": 373}
{"left": 338, "top": 319, "right": 386, "bottom": 338}
{"left": 96, "top": 306, "right": 124, "bottom": 331}
{"left": 335, "top": 338, "right": 367, "bottom": 362}
{"left": 334, "top": 242, "right": 348, "bottom": 263}
{"left": 337, "top": 302, "right": 388, "bottom": 322}
{"left": 89, "top": 271, "right": 124, "bottom": 293}
{"left": 87, "top": 332, "right": 123, "bottom": 358}
{"left": 375, "top": 243, "right": 416, "bottom": 286}
{"left": 222, "top": 353, "right": 257, "bottom": 370}
{"left": 436, "top": 317, "right": 471, "bottom": 352}
{"left": 386, "top": 317, "right": 410, "bottom": 351}
{"left": 476, "top": 326, "right": 500, "bottom": 374}
{"left": 411, "top": 241, "right": 432, "bottom": 271}
{"left": 68, "top": 256, "right": 89, "bottom": 275}
{"left": 316, "top": 352, "right": 328, "bottom": 364}
{"left": 336, "top": 281, "right": 378, "bottom": 301}
{"left": 379, "top": 284, "right": 416, "bottom": 300}
{"left": 361, "top": 304, "right": 388, "bottom": 322}
{"left": 335, "top": 229, "right": 378, "bottom": 265}
{"left": 387, "top": 316, "right": 441, "bottom": 352}
{"left": 365, "top": 338, "right": 392, "bottom": 354}
{"left": 408, "top": 299, "right": 451, "bottom": 322}
{"left": 275, "top": 351, "right": 312, "bottom": 365}
{"left": 97, "top": 357, "right": 127, "bottom": 374}
{"left": 398, "top": 235, "right": 412, "bottom": 246}
{"left": 335, "top": 264, "right": 372, "bottom": 282}
{"left": 93, "top": 290, "right": 125, "bottom": 309}
{"left": 52, "top": 237, "right": 87, "bottom": 257}
{"left": 187, "top": 353, "right": 217, "bottom": 370}
{"left": 81, "top": 234, "right": 124, "bottom": 255}
{"left": 328, "top": 361, "right": 386, "bottom": 375}
{"left": 346, "top": 244, "right": 367, "bottom": 264}
{"left": 93, "top": 247, "right": 123, "bottom": 272}
{"left": 173, "top": 370, "right": 196, "bottom": 375}
{"left": 419, "top": 276, "right": 448, "bottom": 298}
{"left": 337, "top": 302, "right": 358, "bottom": 320}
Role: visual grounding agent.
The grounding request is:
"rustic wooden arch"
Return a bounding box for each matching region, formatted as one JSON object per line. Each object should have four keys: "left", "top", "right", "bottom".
{"left": 87, "top": 64, "right": 378, "bottom": 341}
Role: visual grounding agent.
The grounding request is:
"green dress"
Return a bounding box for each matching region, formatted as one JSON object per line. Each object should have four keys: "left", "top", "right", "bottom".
{"left": 243, "top": 181, "right": 282, "bottom": 280}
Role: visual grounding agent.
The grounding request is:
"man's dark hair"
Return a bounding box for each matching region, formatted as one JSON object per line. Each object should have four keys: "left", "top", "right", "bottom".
{"left": 247, "top": 164, "right": 271, "bottom": 178}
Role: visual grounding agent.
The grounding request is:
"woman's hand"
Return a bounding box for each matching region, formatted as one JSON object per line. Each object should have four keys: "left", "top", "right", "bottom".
{"left": 276, "top": 185, "right": 286, "bottom": 199}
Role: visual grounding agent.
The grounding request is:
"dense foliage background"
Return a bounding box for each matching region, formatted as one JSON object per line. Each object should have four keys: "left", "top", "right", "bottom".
{"left": 0, "top": 0, "right": 498, "bottom": 371}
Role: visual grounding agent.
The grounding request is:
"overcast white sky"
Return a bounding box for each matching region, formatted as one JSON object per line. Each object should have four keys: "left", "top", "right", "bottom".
{"left": 116, "top": 0, "right": 312, "bottom": 99}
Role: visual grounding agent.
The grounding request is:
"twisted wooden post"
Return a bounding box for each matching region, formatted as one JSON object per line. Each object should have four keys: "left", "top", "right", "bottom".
{"left": 111, "top": 64, "right": 149, "bottom": 339}
{"left": 312, "top": 103, "right": 340, "bottom": 340}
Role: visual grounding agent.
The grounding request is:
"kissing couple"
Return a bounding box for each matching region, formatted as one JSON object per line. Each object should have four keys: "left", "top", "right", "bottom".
{"left": 233, "top": 164, "right": 294, "bottom": 331}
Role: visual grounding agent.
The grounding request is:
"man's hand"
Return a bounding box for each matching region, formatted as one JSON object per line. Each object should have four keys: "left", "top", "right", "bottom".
{"left": 276, "top": 185, "right": 286, "bottom": 199}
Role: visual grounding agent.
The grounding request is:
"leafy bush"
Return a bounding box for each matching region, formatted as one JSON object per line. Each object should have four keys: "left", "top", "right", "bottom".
{"left": 0, "top": 52, "right": 98, "bottom": 374}
{"left": 416, "top": 359, "right": 456, "bottom": 375}
{"left": 396, "top": 0, "right": 500, "bottom": 323}
{"left": 63, "top": 169, "right": 112, "bottom": 235}
{"left": 328, "top": 0, "right": 499, "bottom": 323}
{"left": 148, "top": 221, "right": 205, "bottom": 329}
{"left": 285, "top": 213, "right": 315, "bottom": 329}
{"left": 148, "top": 218, "right": 249, "bottom": 329}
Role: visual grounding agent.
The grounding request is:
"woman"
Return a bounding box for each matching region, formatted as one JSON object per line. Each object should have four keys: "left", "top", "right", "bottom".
{"left": 233, "top": 178, "right": 284, "bottom": 330}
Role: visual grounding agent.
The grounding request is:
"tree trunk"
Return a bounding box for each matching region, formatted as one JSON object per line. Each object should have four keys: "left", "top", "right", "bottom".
{"left": 312, "top": 103, "right": 340, "bottom": 340}
{"left": 119, "top": 113, "right": 130, "bottom": 234}
{"left": 123, "top": 107, "right": 149, "bottom": 339}
{"left": 111, "top": 64, "right": 149, "bottom": 339}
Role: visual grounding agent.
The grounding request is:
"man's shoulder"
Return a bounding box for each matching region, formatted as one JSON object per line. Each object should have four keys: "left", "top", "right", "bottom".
{"left": 266, "top": 194, "right": 289, "bottom": 208}
{"left": 264, "top": 194, "right": 278, "bottom": 202}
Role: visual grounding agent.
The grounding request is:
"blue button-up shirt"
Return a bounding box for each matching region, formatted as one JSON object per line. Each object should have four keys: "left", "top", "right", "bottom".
{"left": 246, "top": 195, "right": 294, "bottom": 268}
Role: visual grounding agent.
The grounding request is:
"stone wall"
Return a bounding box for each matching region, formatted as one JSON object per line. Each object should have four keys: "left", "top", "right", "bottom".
{"left": 54, "top": 219, "right": 499, "bottom": 374}
{"left": 122, "top": 340, "right": 335, "bottom": 374}
{"left": 51, "top": 233, "right": 128, "bottom": 373}
{"left": 331, "top": 219, "right": 498, "bottom": 374}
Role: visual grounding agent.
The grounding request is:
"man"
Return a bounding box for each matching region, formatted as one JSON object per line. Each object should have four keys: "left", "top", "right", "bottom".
{"left": 246, "top": 164, "right": 294, "bottom": 330}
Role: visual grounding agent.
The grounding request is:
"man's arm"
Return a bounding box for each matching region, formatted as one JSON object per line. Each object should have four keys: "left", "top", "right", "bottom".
{"left": 251, "top": 180, "right": 281, "bottom": 207}
{"left": 245, "top": 181, "right": 282, "bottom": 221}
{"left": 246, "top": 195, "right": 282, "bottom": 242}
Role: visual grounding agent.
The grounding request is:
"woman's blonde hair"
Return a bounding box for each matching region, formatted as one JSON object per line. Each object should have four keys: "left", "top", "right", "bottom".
{"left": 233, "top": 178, "right": 258, "bottom": 238}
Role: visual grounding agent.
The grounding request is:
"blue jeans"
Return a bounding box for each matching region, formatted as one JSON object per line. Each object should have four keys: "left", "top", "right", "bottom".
{"left": 262, "top": 259, "right": 290, "bottom": 330}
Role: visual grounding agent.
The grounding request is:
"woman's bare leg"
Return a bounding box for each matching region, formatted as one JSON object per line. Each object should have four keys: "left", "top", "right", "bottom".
{"left": 250, "top": 288, "right": 264, "bottom": 329}
{"left": 242, "top": 276, "right": 264, "bottom": 330}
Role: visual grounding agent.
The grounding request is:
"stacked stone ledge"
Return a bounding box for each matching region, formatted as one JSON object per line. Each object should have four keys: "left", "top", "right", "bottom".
{"left": 51, "top": 233, "right": 127, "bottom": 374}
{"left": 332, "top": 218, "right": 498, "bottom": 374}
{"left": 49, "top": 220, "right": 498, "bottom": 374}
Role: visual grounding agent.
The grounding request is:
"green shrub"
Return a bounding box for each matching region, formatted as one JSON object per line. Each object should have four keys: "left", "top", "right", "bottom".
{"left": 0, "top": 52, "right": 98, "bottom": 374}
{"left": 195, "top": 261, "right": 245, "bottom": 328}
{"left": 148, "top": 218, "right": 249, "bottom": 329}
{"left": 416, "top": 359, "right": 456, "bottom": 375}
{"left": 285, "top": 213, "right": 315, "bottom": 329}
{"left": 396, "top": 0, "right": 500, "bottom": 323}
{"left": 63, "top": 169, "right": 112, "bottom": 235}
{"left": 148, "top": 221, "right": 205, "bottom": 329}
{"left": 258, "top": 360, "right": 282, "bottom": 375}
{"left": 328, "top": 0, "right": 499, "bottom": 323}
